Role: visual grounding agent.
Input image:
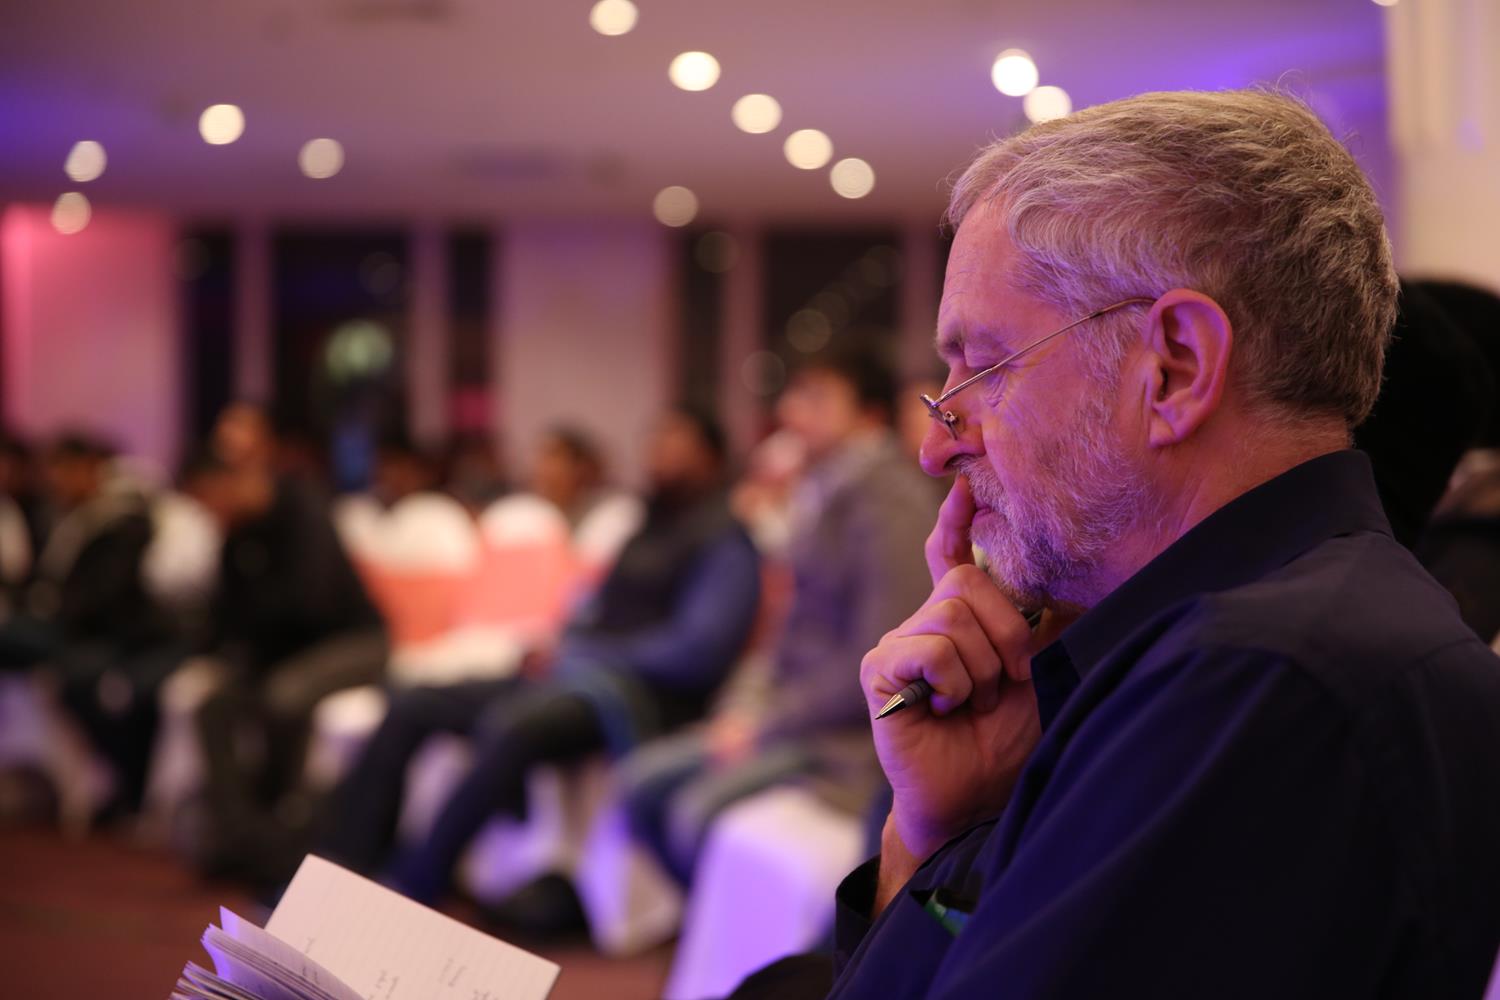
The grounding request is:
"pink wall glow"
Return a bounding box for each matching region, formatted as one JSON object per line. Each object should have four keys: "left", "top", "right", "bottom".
{"left": 1, "top": 204, "right": 181, "bottom": 475}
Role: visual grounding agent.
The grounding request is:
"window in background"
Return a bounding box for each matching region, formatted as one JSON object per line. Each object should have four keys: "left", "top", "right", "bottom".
{"left": 760, "top": 228, "right": 903, "bottom": 403}
{"left": 178, "top": 228, "right": 236, "bottom": 444}
{"left": 678, "top": 228, "right": 733, "bottom": 413}
{"left": 272, "top": 229, "right": 409, "bottom": 492}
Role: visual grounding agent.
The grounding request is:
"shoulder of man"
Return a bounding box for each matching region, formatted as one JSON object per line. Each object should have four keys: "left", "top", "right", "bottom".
{"left": 1163, "top": 527, "right": 1497, "bottom": 713}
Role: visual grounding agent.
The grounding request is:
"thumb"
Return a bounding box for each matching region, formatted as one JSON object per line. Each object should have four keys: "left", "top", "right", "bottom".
{"left": 926, "top": 474, "right": 977, "bottom": 585}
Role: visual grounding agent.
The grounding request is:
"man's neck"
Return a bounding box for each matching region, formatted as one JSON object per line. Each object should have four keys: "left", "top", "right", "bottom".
{"left": 1074, "top": 419, "right": 1351, "bottom": 611}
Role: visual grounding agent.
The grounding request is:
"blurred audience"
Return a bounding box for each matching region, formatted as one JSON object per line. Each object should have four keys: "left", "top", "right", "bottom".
{"left": 4, "top": 265, "right": 1497, "bottom": 990}
{"left": 1405, "top": 279, "right": 1500, "bottom": 643}
{"left": 320, "top": 405, "right": 761, "bottom": 904}
{"left": 619, "top": 348, "right": 939, "bottom": 885}
{"left": 1353, "top": 279, "right": 1495, "bottom": 547}
{"left": 441, "top": 431, "right": 509, "bottom": 510}
{"left": 0, "top": 433, "right": 181, "bottom": 815}
{"left": 531, "top": 426, "right": 615, "bottom": 529}
{"left": 1420, "top": 449, "right": 1500, "bottom": 643}
{"left": 184, "top": 404, "right": 388, "bottom": 877}
{"left": 373, "top": 432, "right": 441, "bottom": 508}
{"left": 0, "top": 431, "right": 48, "bottom": 601}
{"left": 730, "top": 429, "right": 805, "bottom": 560}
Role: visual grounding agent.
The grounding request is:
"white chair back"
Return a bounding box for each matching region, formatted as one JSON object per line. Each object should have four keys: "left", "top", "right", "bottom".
{"left": 143, "top": 491, "right": 221, "bottom": 608}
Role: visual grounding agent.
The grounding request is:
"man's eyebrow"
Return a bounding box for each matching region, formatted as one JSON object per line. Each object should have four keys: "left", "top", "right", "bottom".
{"left": 935, "top": 322, "right": 1012, "bottom": 361}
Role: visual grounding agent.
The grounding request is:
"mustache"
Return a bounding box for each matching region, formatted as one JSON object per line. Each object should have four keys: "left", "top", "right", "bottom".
{"left": 955, "top": 459, "right": 1003, "bottom": 509}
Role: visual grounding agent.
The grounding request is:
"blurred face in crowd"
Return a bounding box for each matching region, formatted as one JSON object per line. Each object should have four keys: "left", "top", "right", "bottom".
{"left": 775, "top": 368, "right": 880, "bottom": 462}
{"left": 0, "top": 448, "right": 27, "bottom": 498}
{"left": 531, "top": 436, "right": 598, "bottom": 512}
{"left": 920, "top": 206, "right": 1148, "bottom": 612}
{"left": 214, "top": 403, "right": 274, "bottom": 472}
{"left": 43, "top": 451, "right": 106, "bottom": 510}
{"left": 183, "top": 462, "right": 275, "bottom": 529}
{"left": 374, "top": 449, "right": 434, "bottom": 506}
{"left": 646, "top": 412, "right": 719, "bottom": 494}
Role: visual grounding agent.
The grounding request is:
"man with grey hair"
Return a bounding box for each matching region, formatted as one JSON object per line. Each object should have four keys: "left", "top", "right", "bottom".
{"left": 823, "top": 90, "right": 1500, "bottom": 999}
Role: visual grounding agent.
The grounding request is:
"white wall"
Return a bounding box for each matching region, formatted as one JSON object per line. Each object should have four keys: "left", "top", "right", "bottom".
{"left": 1, "top": 204, "right": 181, "bottom": 476}
{"left": 1387, "top": 0, "right": 1500, "bottom": 289}
{"left": 495, "top": 221, "right": 676, "bottom": 490}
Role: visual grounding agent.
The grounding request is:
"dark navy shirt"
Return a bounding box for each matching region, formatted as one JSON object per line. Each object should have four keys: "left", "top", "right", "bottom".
{"left": 830, "top": 451, "right": 1500, "bottom": 999}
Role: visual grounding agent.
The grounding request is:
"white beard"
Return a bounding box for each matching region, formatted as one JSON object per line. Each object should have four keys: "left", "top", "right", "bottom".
{"left": 959, "top": 395, "right": 1149, "bottom": 611}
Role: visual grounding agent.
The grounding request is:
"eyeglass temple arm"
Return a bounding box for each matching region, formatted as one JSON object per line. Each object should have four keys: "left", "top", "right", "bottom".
{"left": 924, "top": 297, "right": 1155, "bottom": 408}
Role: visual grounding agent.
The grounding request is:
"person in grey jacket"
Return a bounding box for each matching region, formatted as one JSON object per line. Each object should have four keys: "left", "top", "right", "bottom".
{"left": 620, "top": 345, "right": 939, "bottom": 883}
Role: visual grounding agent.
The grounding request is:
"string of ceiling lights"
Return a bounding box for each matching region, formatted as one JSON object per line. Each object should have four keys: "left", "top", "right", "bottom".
{"left": 589, "top": 0, "right": 881, "bottom": 228}
{"left": 44, "top": 3, "right": 1090, "bottom": 236}
{"left": 48, "top": 103, "right": 342, "bottom": 236}
{"left": 595, "top": 1, "right": 1077, "bottom": 228}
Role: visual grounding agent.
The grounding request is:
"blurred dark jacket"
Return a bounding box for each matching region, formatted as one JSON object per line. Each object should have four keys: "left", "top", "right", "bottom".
{"left": 212, "top": 475, "right": 383, "bottom": 671}
{"left": 23, "top": 478, "right": 170, "bottom": 652}
{"left": 1355, "top": 280, "right": 1496, "bottom": 547}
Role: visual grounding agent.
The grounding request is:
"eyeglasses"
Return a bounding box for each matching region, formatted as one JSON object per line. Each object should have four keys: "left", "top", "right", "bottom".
{"left": 921, "top": 297, "right": 1156, "bottom": 439}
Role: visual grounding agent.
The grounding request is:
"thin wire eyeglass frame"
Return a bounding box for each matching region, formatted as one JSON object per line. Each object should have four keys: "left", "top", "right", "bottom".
{"left": 920, "top": 297, "right": 1157, "bottom": 439}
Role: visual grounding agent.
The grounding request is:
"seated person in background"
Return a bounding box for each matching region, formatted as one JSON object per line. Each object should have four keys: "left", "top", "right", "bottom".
{"left": 829, "top": 90, "right": 1500, "bottom": 1000}
{"left": 1420, "top": 449, "right": 1500, "bottom": 644}
{"left": 1352, "top": 279, "right": 1494, "bottom": 548}
{"left": 0, "top": 433, "right": 181, "bottom": 816}
{"left": 619, "top": 348, "right": 939, "bottom": 885}
{"left": 320, "top": 405, "right": 761, "bottom": 904}
{"left": 531, "top": 424, "right": 621, "bottom": 530}
{"left": 527, "top": 424, "right": 643, "bottom": 575}
{"left": 186, "top": 405, "right": 388, "bottom": 876}
{"left": 440, "top": 431, "right": 509, "bottom": 511}
{"left": 0, "top": 429, "right": 49, "bottom": 605}
{"left": 1409, "top": 279, "right": 1500, "bottom": 644}
{"left": 730, "top": 428, "right": 805, "bottom": 560}
{"left": 372, "top": 431, "right": 440, "bottom": 508}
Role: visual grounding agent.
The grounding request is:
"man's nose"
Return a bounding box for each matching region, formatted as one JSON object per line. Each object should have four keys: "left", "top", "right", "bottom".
{"left": 919, "top": 405, "right": 982, "bottom": 477}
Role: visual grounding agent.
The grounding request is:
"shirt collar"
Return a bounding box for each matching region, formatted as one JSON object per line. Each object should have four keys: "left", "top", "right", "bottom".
{"left": 1050, "top": 449, "right": 1392, "bottom": 682}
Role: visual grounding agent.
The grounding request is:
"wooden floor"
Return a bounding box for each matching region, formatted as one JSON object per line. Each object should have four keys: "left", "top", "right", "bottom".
{"left": 0, "top": 826, "right": 674, "bottom": 1000}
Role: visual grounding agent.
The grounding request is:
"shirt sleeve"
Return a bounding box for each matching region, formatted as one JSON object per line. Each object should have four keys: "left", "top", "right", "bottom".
{"left": 919, "top": 643, "right": 1395, "bottom": 1000}
{"left": 558, "top": 531, "right": 761, "bottom": 692}
{"left": 832, "top": 855, "right": 882, "bottom": 979}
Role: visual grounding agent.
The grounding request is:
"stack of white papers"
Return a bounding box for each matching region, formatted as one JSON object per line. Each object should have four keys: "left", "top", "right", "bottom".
{"left": 171, "top": 855, "right": 560, "bottom": 1000}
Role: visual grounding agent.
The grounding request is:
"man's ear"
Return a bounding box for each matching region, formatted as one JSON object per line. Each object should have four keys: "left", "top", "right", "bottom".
{"left": 1139, "top": 289, "right": 1234, "bottom": 447}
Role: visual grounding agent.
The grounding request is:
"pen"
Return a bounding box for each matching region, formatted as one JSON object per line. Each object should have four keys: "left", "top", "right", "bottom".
{"left": 876, "top": 609, "right": 1045, "bottom": 720}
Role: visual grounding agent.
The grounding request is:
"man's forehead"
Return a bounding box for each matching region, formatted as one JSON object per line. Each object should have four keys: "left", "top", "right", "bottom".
{"left": 937, "top": 231, "right": 1016, "bottom": 355}
{"left": 937, "top": 212, "right": 1065, "bottom": 356}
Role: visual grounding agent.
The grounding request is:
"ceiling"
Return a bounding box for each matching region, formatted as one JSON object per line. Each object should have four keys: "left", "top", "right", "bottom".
{"left": 0, "top": 0, "right": 1391, "bottom": 225}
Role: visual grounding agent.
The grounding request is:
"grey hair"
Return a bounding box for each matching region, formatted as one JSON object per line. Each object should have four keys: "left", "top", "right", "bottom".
{"left": 946, "top": 88, "right": 1398, "bottom": 427}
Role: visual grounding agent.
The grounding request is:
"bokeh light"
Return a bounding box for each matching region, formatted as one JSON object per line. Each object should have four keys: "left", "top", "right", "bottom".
{"left": 991, "top": 49, "right": 1039, "bottom": 97}
{"left": 786, "top": 309, "right": 834, "bottom": 352}
{"left": 669, "top": 51, "right": 721, "bottom": 92}
{"left": 64, "top": 141, "right": 106, "bottom": 183}
{"left": 829, "top": 157, "right": 876, "bottom": 198}
{"left": 299, "top": 138, "right": 345, "bottom": 179}
{"left": 741, "top": 350, "right": 787, "bottom": 396}
{"left": 695, "top": 231, "right": 739, "bottom": 272}
{"left": 732, "top": 94, "right": 782, "bottom": 134}
{"left": 199, "top": 104, "right": 245, "bottom": 145}
{"left": 784, "top": 129, "right": 833, "bottom": 170}
{"left": 51, "top": 192, "right": 91, "bottom": 235}
{"left": 653, "top": 185, "right": 699, "bottom": 226}
{"left": 325, "top": 320, "right": 394, "bottom": 382}
{"left": 1023, "top": 85, "right": 1073, "bottom": 123}
{"left": 589, "top": 0, "right": 638, "bottom": 35}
